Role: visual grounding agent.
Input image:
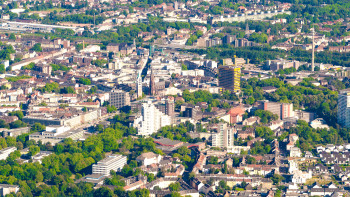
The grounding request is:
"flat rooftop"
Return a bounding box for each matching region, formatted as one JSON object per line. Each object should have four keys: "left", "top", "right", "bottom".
{"left": 2, "top": 21, "right": 79, "bottom": 30}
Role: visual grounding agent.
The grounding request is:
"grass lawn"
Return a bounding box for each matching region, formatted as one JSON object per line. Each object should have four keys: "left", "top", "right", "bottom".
{"left": 305, "top": 176, "right": 332, "bottom": 186}
{"left": 29, "top": 8, "right": 66, "bottom": 14}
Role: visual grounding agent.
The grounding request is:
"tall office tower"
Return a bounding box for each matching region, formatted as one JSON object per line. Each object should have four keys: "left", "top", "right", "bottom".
{"left": 218, "top": 66, "right": 241, "bottom": 93}
{"left": 92, "top": 154, "right": 127, "bottom": 176}
{"left": 338, "top": 89, "right": 350, "bottom": 127}
{"left": 150, "top": 70, "right": 156, "bottom": 96}
{"left": 109, "top": 89, "right": 130, "bottom": 108}
{"left": 133, "top": 101, "right": 171, "bottom": 136}
{"left": 137, "top": 70, "right": 143, "bottom": 99}
{"left": 211, "top": 123, "right": 235, "bottom": 149}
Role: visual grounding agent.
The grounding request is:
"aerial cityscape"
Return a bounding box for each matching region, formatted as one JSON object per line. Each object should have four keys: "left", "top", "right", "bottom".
{"left": 0, "top": 0, "right": 349, "bottom": 196}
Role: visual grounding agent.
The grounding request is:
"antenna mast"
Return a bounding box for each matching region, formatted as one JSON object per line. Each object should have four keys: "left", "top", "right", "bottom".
{"left": 94, "top": 13, "right": 96, "bottom": 27}
{"left": 312, "top": 26, "right": 315, "bottom": 71}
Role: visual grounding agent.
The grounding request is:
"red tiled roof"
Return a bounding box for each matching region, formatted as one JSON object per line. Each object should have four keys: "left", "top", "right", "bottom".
{"left": 228, "top": 107, "right": 245, "bottom": 116}
{"left": 80, "top": 102, "right": 99, "bottom": 105}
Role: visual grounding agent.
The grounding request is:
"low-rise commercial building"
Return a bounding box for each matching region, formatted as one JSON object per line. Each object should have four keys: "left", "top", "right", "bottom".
{"left": 0, "top": 147, "right": 16, "bottom": 160}
{"left": 266, "top": 59, "right": 300, "bottom": 71}
{"left": 0, "top": 21, "right": 83, "bottom": 33}
{"left": 2, "top": 127, "right": 30, "bottom": 138}
{"left": 29, "top": 127, "right": 84, "bottom": 145}
{"left": 92, "top": 154, "right": 127, "bottom": 176}
{"left": 23, "top": 109, "right": 103, "bottom": 127}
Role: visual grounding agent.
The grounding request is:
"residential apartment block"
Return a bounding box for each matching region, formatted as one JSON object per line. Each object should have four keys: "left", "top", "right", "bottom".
{"left": 109, "top": 89, "right": 130, "bottom": 109}
{"left": 256, "top": 100, "right": 294, "bottom": 120}
{"left": 338, "top": 89, "right": 350, "bottom": 127}
{"left": 211, "top": 123, "right": 235, "bottom": 149}
{"left": 133, "top": 101, "right": 172, "bottom": 136}
{"left": 266, "top": 59, "right": 300, "bottom": 71}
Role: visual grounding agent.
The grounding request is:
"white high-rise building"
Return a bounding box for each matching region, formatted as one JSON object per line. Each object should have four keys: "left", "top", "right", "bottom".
{"left": 338, "top": 89, "right": 350, "bottom": 128}
{"left": 92, "top": 154, "right": 127, "bottom": 176}
{"left": 133, "top": 101, "right": 171, "bottom": 136}
{"left": 211, "top": 123, "right": 235, "bottom": 149}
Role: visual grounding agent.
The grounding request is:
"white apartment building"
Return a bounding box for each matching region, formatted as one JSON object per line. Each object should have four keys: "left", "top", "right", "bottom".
{"left": 181, "top": 69, "right": 205, "bottom": 77}
{"left": 147, "top": 57, "right": 181, "bottom": 82}
{"left": 0, "top": 147, "right": 16, "bottom": 160}
{"left": 133, "top": 101, "right": 171, "bottom": 136}
{"left": 291, "top": 170, "right": 312, "bottom": 184}
{"left": 136, "top": 152, "right": 162, "bottom": 166}
{"left": 290, "top": 147, "right": 302, "bottom": 157}
{"left": 211, "top": 123, "right": 235, "bottom": 149}
{"left": 338, "top": 89, "right": 350, "bottom": 127}
{"left": 0, "top": 184, "right": 19, "bottom": 196}
{"left": 289, "top": 159, "right": 312, "bottom": 184}
{"left": 92, "top": 154, "right": 127, "bottom": 176}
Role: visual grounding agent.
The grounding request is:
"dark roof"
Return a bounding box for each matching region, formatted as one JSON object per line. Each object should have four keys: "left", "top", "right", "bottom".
{"left": 261, "top": 86, "right": 277, "bottom": 90}
{"left": 107, "top": 43, "right": 119, "bottom": 46}
{"left": 153, "top": 138, "right": 182, "bottom": 146}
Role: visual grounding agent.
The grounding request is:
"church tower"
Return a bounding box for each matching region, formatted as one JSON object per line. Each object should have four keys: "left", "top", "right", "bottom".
{"left": 150, "top": 70, "right": 156, "bottom": 96}
{"left": 245, "top": 23, "right": 249, "bottom": 35}
{"left": 137, "top": 70, "right": 143, "bottom": 98}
